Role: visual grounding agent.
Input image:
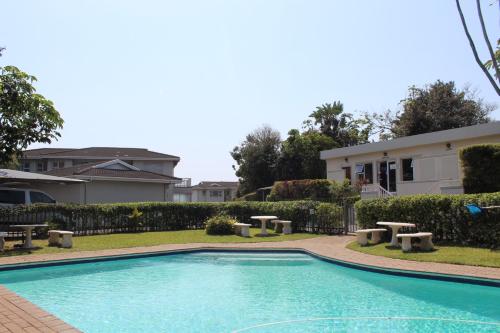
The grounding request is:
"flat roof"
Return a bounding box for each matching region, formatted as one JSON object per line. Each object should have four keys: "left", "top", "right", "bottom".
{"left": 0, "top": 169, "right": 85, "bottom": 184}
{"left": 320, "top": 122, "right": 500, "bottom": 160}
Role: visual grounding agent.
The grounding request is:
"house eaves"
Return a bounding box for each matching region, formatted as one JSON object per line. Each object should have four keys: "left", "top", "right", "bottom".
{"left": 320, "top": 122, "right": 500, "bottom": 160}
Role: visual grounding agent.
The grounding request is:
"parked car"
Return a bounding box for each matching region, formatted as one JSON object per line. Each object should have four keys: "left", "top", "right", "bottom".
{"left": 0, "top": 187, "right": 56, "bottom": 208}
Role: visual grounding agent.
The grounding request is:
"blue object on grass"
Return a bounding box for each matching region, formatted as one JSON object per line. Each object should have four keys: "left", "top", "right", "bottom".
{"left": 466, "top": 204, "right": 483, "bottom": 216}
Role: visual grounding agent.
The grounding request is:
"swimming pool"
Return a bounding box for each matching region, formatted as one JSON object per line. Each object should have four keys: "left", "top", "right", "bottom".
{"left": 0, "top": 251, "right": 498, "bottom": 332}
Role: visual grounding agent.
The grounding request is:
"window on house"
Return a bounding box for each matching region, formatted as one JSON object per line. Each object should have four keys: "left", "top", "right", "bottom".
{"left": 52, "top": 161, "right": 65, "bottom": 169}
{"left": 402, "top": 158, "right": 414, "bottom": 181}
{"left": 36, "top": 161, "right": 47, "bottom": 172}
{"left": 210, "top": 191, "right": 222, "bottom": 197}
{"left": 22, "top": 162, "right": 30, "bottom": 172}
{"left": 355, "top": 163, "right": 373, "bottom": 184}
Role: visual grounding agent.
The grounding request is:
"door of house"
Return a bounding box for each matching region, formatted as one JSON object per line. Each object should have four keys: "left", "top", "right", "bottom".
{"left": 379, "top": 161, "right": 397, "bottom": 193}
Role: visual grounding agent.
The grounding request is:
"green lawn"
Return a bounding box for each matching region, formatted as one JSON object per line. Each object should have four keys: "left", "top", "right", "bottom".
{"left": 347, "top": 241, "right": 500, "bottom": 268}
{"left": 1, "top": 229, "right": 319, "bottom": 257}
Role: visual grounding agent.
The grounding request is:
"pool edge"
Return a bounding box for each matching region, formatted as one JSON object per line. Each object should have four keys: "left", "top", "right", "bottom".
{"left": 0, "top": 247, "right": 499, "bottom": 287}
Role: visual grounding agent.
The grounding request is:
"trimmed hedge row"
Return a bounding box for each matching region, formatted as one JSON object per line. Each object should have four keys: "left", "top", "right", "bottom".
{"left": 0, "top": 201, "right": 344, "bottom": 236}
{"left": 267, "top": 179, "right": 359, "bottom": 204}
{"left": 460, "top": 144, "right": 500, "bottom": 194}
{"left": 355, "top": 192, "right": 500, "bottom": 248}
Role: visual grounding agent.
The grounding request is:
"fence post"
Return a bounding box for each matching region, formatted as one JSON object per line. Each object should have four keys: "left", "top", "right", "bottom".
{"left": 343, "top": 200, "right": 349, "bottom": 235}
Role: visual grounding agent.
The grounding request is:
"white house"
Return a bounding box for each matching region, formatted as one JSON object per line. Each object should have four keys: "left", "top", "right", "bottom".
{"left": 320, "top": 122, "right": 500, "bottom": 198}
{"left": 173, "top": 179, "right": 239, "bottom": 202}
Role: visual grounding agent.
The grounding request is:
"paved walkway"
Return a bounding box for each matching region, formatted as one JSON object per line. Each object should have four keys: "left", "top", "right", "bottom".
{"left": 0, "top": 235, "right": 498, "bottom": 332}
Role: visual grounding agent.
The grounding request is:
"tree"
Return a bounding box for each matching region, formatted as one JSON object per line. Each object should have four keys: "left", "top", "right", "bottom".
{"left": 0, "top": 66, "right": 64, "bottom": 165}
{"left": 369, "top": 81, "right": 493, "bottom": 139}
{"left": 276, "top": 129, "right": 335, "bottom": 180}
{"left": 456, "top": 0, "right": 500, "bottom": 95}
{"left": 304, "top": 101, "right": 372, "bottom": 147}
{"left": 231, "top": 126, "right": 281, "bottom": 194}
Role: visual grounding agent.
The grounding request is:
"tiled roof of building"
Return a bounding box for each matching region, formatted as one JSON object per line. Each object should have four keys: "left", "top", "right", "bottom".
{"left": 44, "top": 161, "right": 181, "bottom": 182}
{"left": 23, "top": 147, "right": 180, "bottom": 160}
{"left": 192, "top": 181, "right": 239, "bottom": 189}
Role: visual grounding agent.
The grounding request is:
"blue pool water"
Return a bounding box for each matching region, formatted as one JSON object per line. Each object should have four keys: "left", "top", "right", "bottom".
{"left": 0, "top": 251, "right": 498, "bottom": 332}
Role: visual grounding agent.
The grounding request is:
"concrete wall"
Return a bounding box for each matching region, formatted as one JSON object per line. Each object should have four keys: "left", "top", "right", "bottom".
{"left": 36, "top": 181, "right": 174, "bottom": 204}
{"left": 36, "top": 183, "right": 85, "bottom": 203}
{"left": 325, "top": 134, "right": 500, "bottom": 195}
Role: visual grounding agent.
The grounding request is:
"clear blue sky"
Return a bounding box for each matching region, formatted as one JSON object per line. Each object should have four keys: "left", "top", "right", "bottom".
{"left": 1, "top": 0, "right": 499, "bottom": 183}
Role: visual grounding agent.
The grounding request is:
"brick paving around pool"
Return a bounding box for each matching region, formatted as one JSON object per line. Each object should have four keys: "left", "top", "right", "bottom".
{"left": 0, "top": 235, "right": 498, "bottom": 332}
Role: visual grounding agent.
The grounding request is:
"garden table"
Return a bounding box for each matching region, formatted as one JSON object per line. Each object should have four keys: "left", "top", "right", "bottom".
{"left": 10, "top": 224, "right": 48, "bottom": 249}
{"left": 376, "top": 221, "right": 415, "bottom": 247}
{"left": 250, "top": 216, "right": 278, "bottom": 236}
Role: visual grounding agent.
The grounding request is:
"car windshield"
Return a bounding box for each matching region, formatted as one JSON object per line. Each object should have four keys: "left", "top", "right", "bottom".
{"left": 0, "top": 190, "right": 26, "bottom": 204}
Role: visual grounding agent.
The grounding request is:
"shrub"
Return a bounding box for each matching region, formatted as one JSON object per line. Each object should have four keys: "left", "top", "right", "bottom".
{"left": 355, "top": 192, "right": 500, "bottom": 248}
{"left": 0, "top": 201, "right": 344, "bottom": 236}
{"left": 315, "top": 203, "right": 343, "bottom": 234}
{"left": 205, "top": 215, "right": 236, "bottom": 235}
{"left": 460, "top": 144, "right": 500, "bottom": 193}
{"left": 235, "top": 192, "right": 259, "bottom": 201}
{"left": 267, "top": 179, "right": 358, "bottom": 203}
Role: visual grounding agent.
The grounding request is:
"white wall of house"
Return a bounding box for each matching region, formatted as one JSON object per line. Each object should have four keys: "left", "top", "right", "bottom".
{"left": 324, "top": 134, "right": 500, "bottom": 196}
{"left": 191, "top": 188, "right": 237, "bottom": 202}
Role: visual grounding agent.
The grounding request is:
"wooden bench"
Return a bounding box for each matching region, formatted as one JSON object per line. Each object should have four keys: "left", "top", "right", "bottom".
{"left": 397, "top": 232, "right": 433, "bottom": 252}
{"left": 355, "top": 229, "right": 386, "bottom": 245}
{"left": 234, "top": 223, "right": 251, "bottom": 237}
{"left": 0, "top": 232, "right": 7, "bottom": 251}
{"left": 48, "top": 230, "right": 74, "bottom": 248}
{"left": 271, "top": 220, "right": 292, "bottom": 234}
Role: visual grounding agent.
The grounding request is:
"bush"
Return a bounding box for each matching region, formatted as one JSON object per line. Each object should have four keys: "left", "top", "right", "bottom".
{"left": 355, "top": 192, "right": 500, "bottom": 248}
{"left": 267, "top": 179, "right": 358, "bottom": 203}
{"left": 0, "top": 200, "right": 344, "bottom": 236}
{"left": 205, "top": 215, "right": 236, "bottom": 235}
{"left": 315, "top": 203, "right": 343, "bottom": 234}
{"left": 460, "top": 144, "right": 500, "bottom": 194}
{"left": 235, "top": 192, "right": 259, "bottom": 201}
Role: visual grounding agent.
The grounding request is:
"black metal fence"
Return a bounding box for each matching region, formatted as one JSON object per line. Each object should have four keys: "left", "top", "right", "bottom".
{"left": 0, "top": 201, "right": 352, "bottom": 237}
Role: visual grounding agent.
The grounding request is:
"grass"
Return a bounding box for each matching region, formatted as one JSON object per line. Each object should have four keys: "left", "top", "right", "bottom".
{"left": 0, "top": 228, "right": 319, "bottom": 257}
{"left": 347, "top": 241, "right": 500, "bottom": 268}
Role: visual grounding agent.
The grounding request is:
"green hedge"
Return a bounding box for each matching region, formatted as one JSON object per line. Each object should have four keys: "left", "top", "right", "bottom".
{"left": 0, "top": 201, "right": 344, "bottom": 236}
{"left": 460, "top": 144, "right": 500, "bottom": 194}
{"left": 267, "top": 179, "right": 359, "bottom": 204}
{"left": 355, "top": 192, "right": 500, "bottom": 248}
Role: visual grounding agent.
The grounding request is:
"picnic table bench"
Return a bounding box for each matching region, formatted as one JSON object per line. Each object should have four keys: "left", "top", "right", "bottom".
{"left": 397, "top": 232, "right": 434, "bottom": 252}
{"left": 48, "top": 230, "right": 74, "bottom": 248}
{"left": 355, "top": 228, "right": 386, "bottom": 246}
{"left": 271, "top": 220, "right": 292, "bottom": 234}
{"left": 234, "top": 223, "right": 251, "bottom": 237}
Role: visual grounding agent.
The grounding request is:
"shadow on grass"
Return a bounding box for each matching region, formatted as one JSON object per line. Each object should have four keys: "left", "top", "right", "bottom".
{"left": 360, "top": 242, "right": 438, "bottom": 253}
{"left": 254, "top": 233, "right": 280, "bottom": 238}
{"left": 0, "top": 246, "right": 44, "bottom": 257}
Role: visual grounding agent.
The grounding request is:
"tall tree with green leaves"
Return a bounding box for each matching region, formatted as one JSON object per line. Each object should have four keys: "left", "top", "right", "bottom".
{"left": 304, "top": 101, "right": 372, "bottom": 147}
{"left": 369, "top": 80, "right": 493, "bottom": 139}
{"left": 456, "top": 0, "right": 500, "bottom": 95}
{"left": 276, "top": 129, "right": 335, "bottom": 180}
{"left": 0, "top": 65, "right": 64, "bottom": 165}
{"left": 231, "top": 126, "right": 281, "bottom": 194}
